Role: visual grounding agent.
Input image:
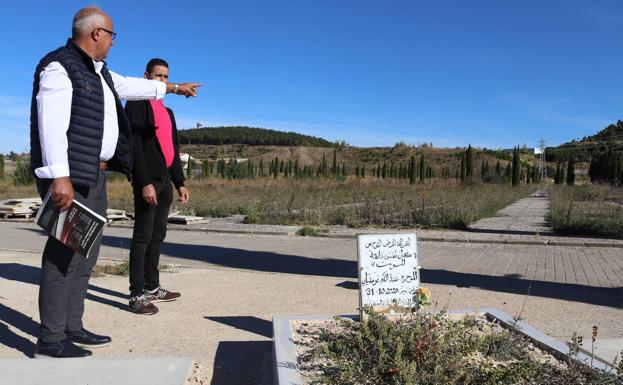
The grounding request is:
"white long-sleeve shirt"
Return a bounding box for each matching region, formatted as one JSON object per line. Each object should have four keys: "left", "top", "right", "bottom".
{"left": 35, "top": 61, "right": 167, "bottom": 179}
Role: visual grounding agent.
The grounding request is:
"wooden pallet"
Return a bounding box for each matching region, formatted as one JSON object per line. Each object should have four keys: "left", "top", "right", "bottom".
{"left": 0, "top": 197, "right": 42, "bottom": 219}
{"left": 106, "top": 208, "right": 129, "bottom": 222}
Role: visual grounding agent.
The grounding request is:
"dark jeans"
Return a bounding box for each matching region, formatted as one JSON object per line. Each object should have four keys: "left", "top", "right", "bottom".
{"left": 36, "top": 171, "right": 107, "bottom": 343}
{"left": 129, "top": 176, "right": 173, "bottom": 297}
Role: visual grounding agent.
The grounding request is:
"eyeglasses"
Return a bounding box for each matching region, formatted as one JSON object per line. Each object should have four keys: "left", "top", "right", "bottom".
{"left": 98, "top": 27, "right": 117, "bottom": 40}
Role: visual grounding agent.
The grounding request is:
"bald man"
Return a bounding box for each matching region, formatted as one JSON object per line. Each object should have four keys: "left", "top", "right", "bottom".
{"left": 30, "top": 7, "right": 201, "bottom": 358}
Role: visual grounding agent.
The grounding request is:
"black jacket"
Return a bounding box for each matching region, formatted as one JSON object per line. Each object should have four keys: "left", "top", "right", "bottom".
{"left": 124, "top": 100, "right": 185, "bottom": 189}
{"left": 30, "top": 39, "right": 133, "bottom": 186}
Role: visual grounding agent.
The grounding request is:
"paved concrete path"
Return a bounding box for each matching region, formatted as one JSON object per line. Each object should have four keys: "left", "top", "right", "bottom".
{"left": 469, "top": 190, "right": 551, "bottom": 235}
{"left": 0, "top": 193, "right": 622, "bottom": 384}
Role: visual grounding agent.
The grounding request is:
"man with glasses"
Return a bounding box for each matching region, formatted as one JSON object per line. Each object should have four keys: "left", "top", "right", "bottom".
{"left": 30, "top": 6, "right": 201, "bottom": 358}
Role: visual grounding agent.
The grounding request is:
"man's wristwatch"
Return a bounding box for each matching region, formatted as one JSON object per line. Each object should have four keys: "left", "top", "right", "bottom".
{"left": 173, "top": 83, "right": 179, "bottom": 94}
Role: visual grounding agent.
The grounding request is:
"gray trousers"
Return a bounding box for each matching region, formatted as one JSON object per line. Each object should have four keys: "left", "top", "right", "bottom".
{"left": 36, "top": 171, "right": 107, "bottom": 343}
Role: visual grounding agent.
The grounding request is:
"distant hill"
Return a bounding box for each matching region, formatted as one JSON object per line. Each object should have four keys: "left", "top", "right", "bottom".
{"left": 587, "top": 120, "right": 623, "bottom": 142}
{"left": 547, "top": 120, "right": 623, "bottom": 162}
{"left": 177, "top": 126, "right": 334, "bottom": 147}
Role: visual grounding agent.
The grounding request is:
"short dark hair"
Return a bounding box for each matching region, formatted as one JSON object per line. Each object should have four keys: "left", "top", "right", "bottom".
{"left": 146, "top": 58, "right": 169, "bottom": 73}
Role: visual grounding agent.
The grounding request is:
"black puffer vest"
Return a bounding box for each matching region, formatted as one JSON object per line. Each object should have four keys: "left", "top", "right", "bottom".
{"left": 30, "top": 39, "right": 132, "bottom": 187}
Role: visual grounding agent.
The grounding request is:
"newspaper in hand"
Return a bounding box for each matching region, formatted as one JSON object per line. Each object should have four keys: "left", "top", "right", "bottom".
{"left": 34, "top": 190, "right": 106, "bottom": 258}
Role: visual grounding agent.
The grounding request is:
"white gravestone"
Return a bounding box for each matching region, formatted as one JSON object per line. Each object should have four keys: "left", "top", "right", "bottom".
{"left": 357, "top": 233, "right": 419, "bottom": 315}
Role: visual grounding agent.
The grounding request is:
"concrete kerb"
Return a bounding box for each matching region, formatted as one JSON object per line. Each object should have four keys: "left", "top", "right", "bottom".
{"left": 2, "top": 217, "right": 621, "bottom": 248}
{"left": 107, "top": 222, "right": 623, "bottom": 249}
{"left": 272, "top": 309, "right": 614, "bottom": 385}
{"left": 0, "top": 357, "right": 194, "bottom": 385}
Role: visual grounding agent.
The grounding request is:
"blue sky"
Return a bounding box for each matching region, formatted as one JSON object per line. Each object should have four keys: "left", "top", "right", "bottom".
{"left": 2, "top": 1, "right": 623, "bottom": 153}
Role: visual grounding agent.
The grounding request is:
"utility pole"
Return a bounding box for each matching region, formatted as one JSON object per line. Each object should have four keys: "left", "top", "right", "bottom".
{"left": 538, "top": 138, "right": 547, "bottom": 181}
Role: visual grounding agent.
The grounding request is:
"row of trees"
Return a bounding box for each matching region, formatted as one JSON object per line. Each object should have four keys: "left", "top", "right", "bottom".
{"left": 553, "top": 158, "right": 576, "bottom": 185}
{"left": 588, "top": 149, "right": 623, "bottom": 185}
{"left": 184, "top": 146, "right": 548, "bottom": 187}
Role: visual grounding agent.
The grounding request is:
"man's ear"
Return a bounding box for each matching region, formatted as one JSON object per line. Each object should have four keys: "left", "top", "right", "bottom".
{"left": 91, "top": 28, "right": 100, "bottom": 42}
{"left": 144, "top": 71, "right": 149, "bottom": 79}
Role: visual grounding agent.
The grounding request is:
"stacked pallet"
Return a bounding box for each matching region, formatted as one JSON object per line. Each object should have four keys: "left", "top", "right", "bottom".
{"left": 0, "top": 198, "right": 42, "bottom": 218}
{"left": 106, "top": 208, "right": 129, "bottom": 223}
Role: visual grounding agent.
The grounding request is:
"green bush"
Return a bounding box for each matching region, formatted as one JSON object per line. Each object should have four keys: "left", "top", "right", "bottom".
{"left": 12, "top": 160, "right": 34, "bottom": 186}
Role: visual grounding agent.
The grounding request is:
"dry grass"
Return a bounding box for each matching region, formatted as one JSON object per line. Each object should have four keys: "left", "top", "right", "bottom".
{"left": 546, "top": 184, "right": 623, "bottom": 237}
{"left": 109, "top": 177, "right": 534, "bottom": 229}
{"left": 0, "top": 181, "right": 38, "bottom": 200}
{"left": 3, "top": 177, "right": 534, "bottom": 230}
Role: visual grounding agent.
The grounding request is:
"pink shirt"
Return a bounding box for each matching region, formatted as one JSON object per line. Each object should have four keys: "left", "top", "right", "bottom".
{"left": 149, "top": 99, "right": 174, "bottom": 167}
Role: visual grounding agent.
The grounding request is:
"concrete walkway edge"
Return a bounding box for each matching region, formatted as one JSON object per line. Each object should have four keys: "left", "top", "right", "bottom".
{"left": 0, "top": 357, "right": 194, "bottom": 385}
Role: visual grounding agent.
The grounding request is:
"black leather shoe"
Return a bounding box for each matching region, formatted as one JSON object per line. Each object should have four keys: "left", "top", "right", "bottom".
{"left": 66, "top": 328, "right": 111, "bottom": 348}
{"left": 34, "top": 339, "right": 92, "bottom": 358}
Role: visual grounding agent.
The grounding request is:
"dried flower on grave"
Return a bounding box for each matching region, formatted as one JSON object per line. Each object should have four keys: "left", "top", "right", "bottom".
{"left": 415, "top": 287, "right": 432, "bottom": 308}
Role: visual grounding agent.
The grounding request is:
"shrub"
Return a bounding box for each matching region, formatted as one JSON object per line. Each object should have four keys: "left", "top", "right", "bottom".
{"left": 12, "top": 160, "right": 34, "bottom": 186}
{"left": 296, "top": 308, "right": 622, "bottom": 385}
{"left": 546, "top": 184, "right": 623, "bottom": 237}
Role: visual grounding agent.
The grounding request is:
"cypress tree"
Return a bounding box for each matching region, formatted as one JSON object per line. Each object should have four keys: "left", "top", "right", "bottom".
{"left": 526, "top": 165, "right": 530, "bottom": 184}
{"left": 566, "top": 155, "right": 575, "bottom": 185}
{"left": 419, "top": 154, "right": 426, "bottom": 183}
{"left": 341, "top": 163, "right": 346, "bottom": 177}
{"left": 495, "top": 161, "right": 501, "bottom": 175}
{"left": 554, "top": 162, "right": 561, "bottom": 184}
{"left": 247, "top": 159, "right": 254, "bottom": 177}
{"left": 202, "top": 160, "right": 209, "bottom": 178}
{"left": 258, "top": 158, "right": 265, "bottom": 177}
{"left": 274, "top": 156, "right": 279, "bottom": 178}
{"left": 614, "top": 154, "right": 621, "bottom": 185}
{"left": 505, "top": 163, "right": 512, "bottom": 182}
{"left": 0, "top": 154, "right": 4, "bottom": 179}
{"left": 466, "top": 145, "right": 474, "bottom": 179}
{"left": 355, "top": 165, "right": 360, "bottom": 178}
{"left": 186, "top": 156, "right": 193, "bottom": 179}
{"left": 382, "top": 163, "right": 387, "bottom": 179}
{"left": 409, "top": 156, "right": 416, "bottom": 185}
{"left": 361, "top": 165, "right": 366, "bottom": 178}
{"left": 512, "top": 147, "right": 520, "bottom": 186}
{"left": 332, "top": 149, "right": 337, "bottom": 177}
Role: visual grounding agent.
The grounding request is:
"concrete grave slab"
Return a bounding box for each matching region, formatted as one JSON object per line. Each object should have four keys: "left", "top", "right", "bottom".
{"left": 0, "top": 357, "right": 193, "bottom": 385}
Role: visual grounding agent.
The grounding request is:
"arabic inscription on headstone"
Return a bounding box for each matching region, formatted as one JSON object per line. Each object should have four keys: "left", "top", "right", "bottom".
{"left": 357, "top": 233, "right": 419, "bottom": 312}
